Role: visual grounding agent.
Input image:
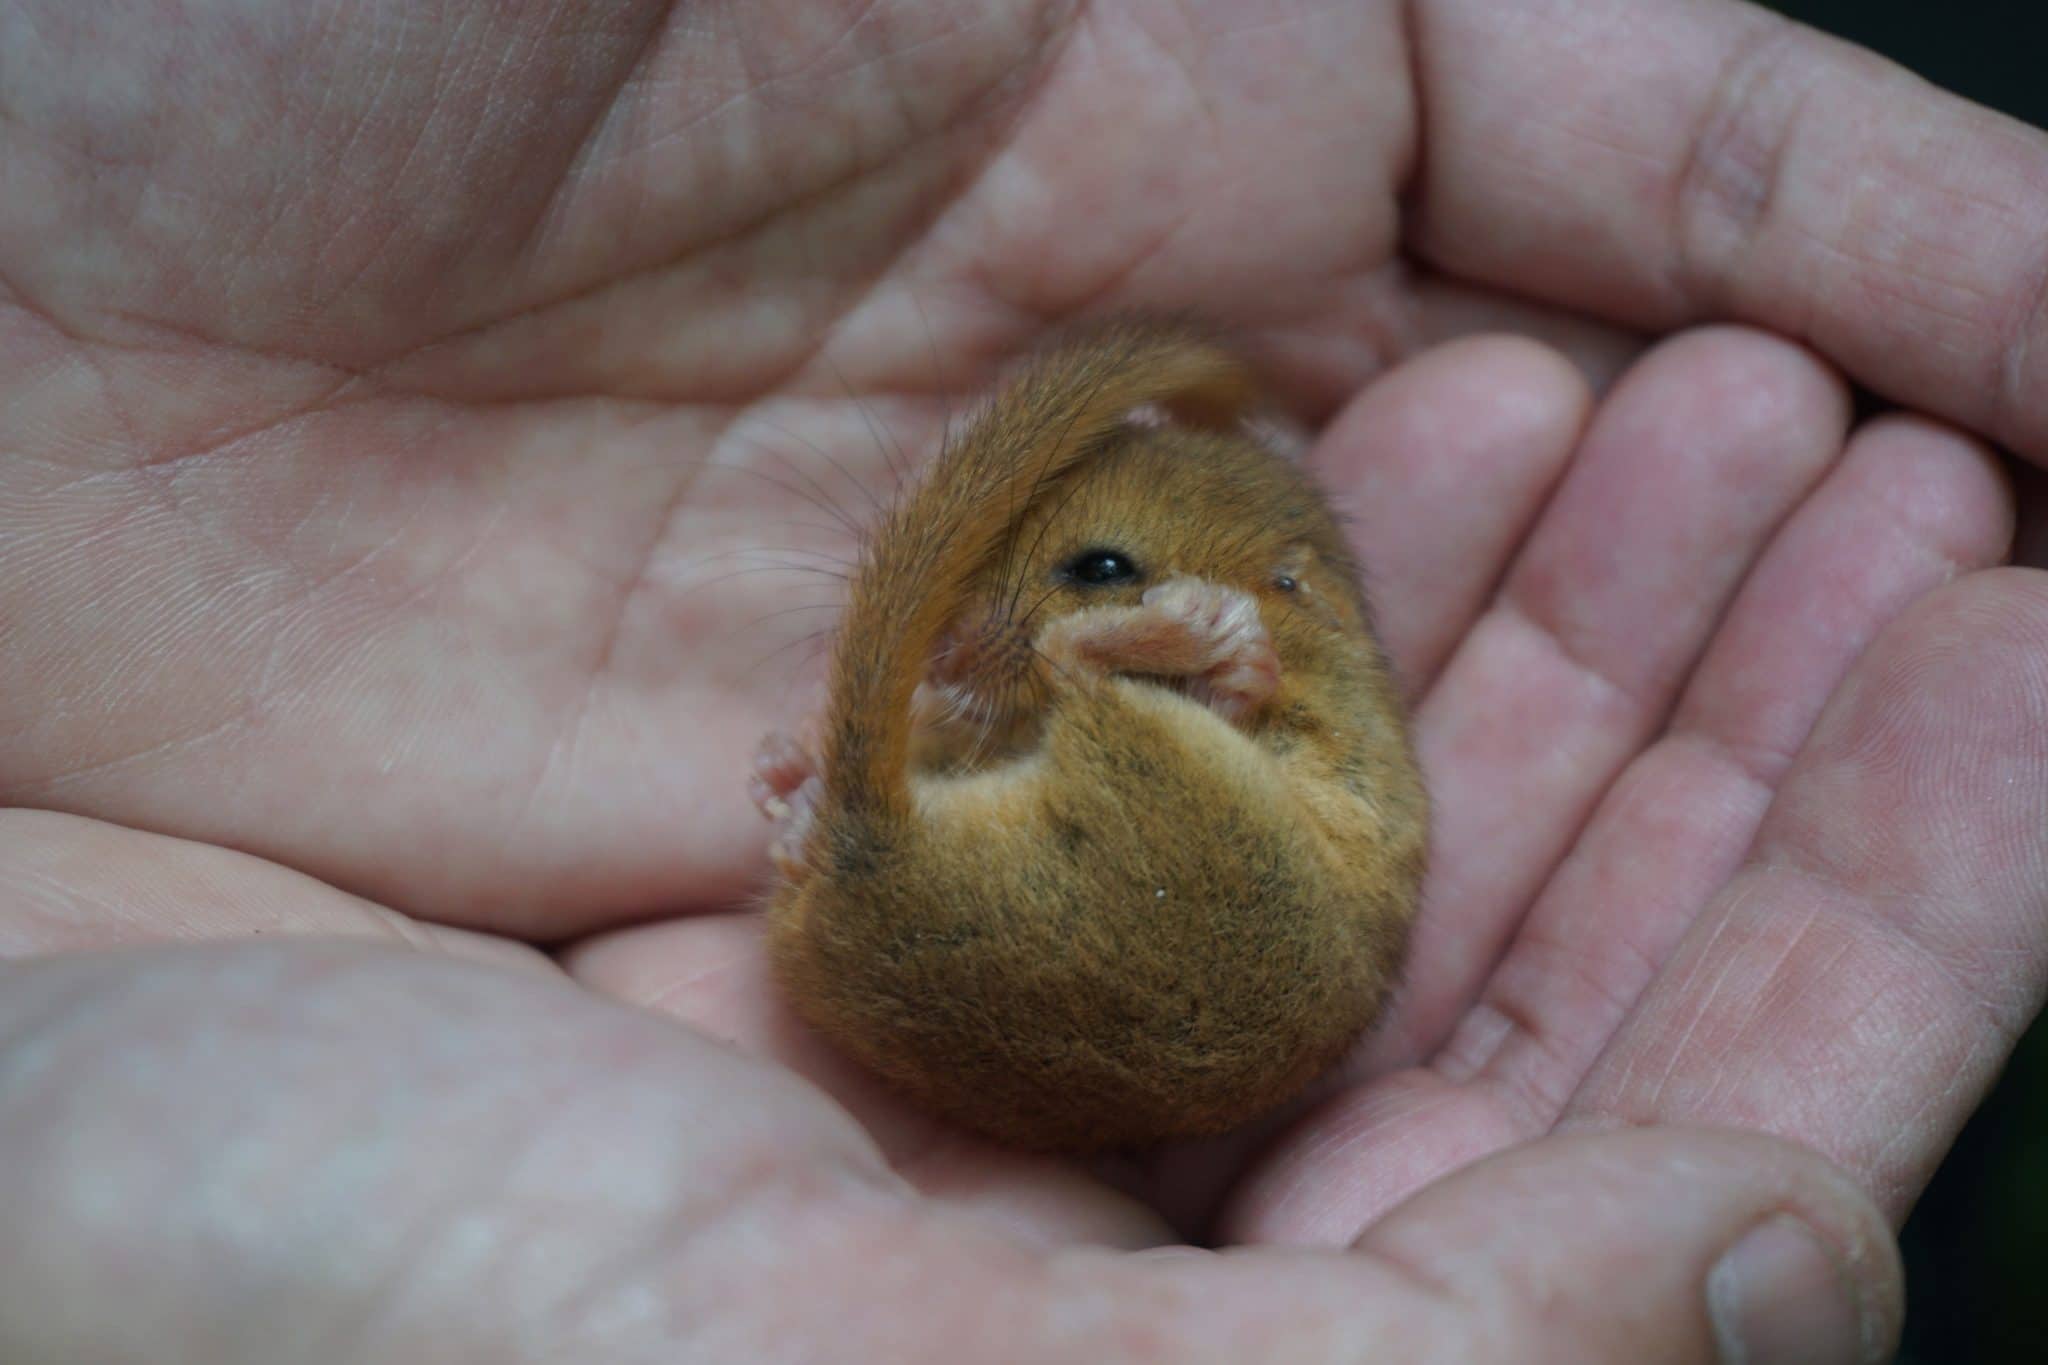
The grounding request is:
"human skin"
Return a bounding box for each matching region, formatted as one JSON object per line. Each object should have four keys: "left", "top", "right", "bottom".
{"left": 4, "top": 0, "right": 2048, "bottom": 1359}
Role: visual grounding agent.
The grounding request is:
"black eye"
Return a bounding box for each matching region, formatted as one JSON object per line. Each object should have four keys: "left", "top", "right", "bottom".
{"left": 1061, "top": 548, "right": 1140, "bottom": 586}
{"left": 1274, "top": 574, "right": 1299, "bottom": 593}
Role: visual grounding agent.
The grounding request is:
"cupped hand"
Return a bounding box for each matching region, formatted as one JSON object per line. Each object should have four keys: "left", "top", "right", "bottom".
{"left": 0, "top": 943, "right": 1902, "bottom": 1362}
{"left": 6, "top": 0, "right": 2048, "bottom": 1353}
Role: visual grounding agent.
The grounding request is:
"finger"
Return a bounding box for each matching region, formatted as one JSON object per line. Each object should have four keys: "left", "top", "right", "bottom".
{"left": 1443, "top": 416, "right": 2013, "bottom": 1116}
{"left": 0, "top": 808, "right": 550, "bottom": 974}
{"left": 1403, "top": 271, "right": 1647, "bottom": 396}
{"left": 1120, "top": 1128, "right": 1900, "bottom": 1364}
{"left": 1383, "top": 327, "right": 1847, "bottom": 1061}
{"left": 1564, "top": 568, "right": 2048, "bottom": 1220}
{"left": 1411, "top": 0, "right": 2048, "bottom": 458}
{"left": 1345, "top": 1127, "right": 1900, "bottom": 1364}
{"left": 1220, "top": 414, "right": 2012, "bottom": 1245}
{"left": 1308, "top": 335, "right": 1591, "bottom": 696}
{"left": 565, "top": 914, "right": 1173, "bottom": 1251}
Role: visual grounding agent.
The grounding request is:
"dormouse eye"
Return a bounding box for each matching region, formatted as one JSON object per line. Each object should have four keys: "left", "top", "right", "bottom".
{"left": 1061, "top": 548, "right": 1140, "bottom": 586}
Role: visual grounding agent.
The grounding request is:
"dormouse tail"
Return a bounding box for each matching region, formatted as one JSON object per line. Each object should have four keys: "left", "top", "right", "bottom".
{"left": 819, "top": 321, "right": 1257, "bottom": 826}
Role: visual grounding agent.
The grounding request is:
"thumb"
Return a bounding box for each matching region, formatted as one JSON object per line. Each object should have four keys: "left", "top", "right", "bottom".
{"left": 1115, "top": 1126, "right": 1900, "bottom": 1362}
{"left": 1297, "top": 1125, "right": 1902, "bottom": 1363}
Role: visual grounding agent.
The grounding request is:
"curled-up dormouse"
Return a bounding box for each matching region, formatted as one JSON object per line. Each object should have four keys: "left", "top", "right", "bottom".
{"left": 749, "top": 321, "right": 1427, "bottom": 1151}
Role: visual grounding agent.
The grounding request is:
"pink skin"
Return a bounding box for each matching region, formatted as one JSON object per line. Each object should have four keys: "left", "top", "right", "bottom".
{"left": 1039, "top": 577, "right": 1283, "bottom": 723}
{"left": 748, "top": 730, "right": 823, "bottom": 880}
{"left": 6, "top": 0, "right": 2048, "bottom": 1355}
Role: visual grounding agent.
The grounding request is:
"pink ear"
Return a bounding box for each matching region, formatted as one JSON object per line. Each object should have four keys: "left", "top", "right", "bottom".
{"left": 1121, "top": 403, "right": 1310, "bottom": 463}
{"left": 1241, "top": 412, "right": 1310, "bottom": 463}
{"left": 1122, "top": 401, "right": 1172, "bottom": 429}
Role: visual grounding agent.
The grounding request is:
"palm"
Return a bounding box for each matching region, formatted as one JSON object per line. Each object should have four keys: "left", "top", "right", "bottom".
{"left": 5, "top": 0, "right": 2045, "bottom": 1264}
{"left": 4, "top": 0, "right": 1433, "bottom": 929}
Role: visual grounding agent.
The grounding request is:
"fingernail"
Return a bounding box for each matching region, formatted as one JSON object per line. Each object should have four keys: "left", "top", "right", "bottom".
{"left": 1707, "top": 1215, "right": 1874, "bottom": 1365}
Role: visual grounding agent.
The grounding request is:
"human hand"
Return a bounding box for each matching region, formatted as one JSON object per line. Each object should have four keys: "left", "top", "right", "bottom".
{"left": 0, "top": 942, "right": 1903, "bottom": 1362}
{"left": 5, "top": 0, "right": 2048, "bottom": 1354}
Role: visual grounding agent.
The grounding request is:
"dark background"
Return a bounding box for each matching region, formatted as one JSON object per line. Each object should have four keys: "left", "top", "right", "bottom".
{"left": 1760, "top": 3, "right": 2044, "bottom": 1360}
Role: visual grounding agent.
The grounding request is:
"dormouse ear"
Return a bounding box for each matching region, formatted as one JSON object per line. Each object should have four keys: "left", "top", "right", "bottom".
{"left": 1066, "top": 315, "right": 1260, "bottom": 431}
{"left": 1153, "top": 387, "right": 1250, "bottom": 430}
{"left": 1149, "top": 368, "right": 1256, "bottom": 431}
{"left": 1118, "top": 403, "right": 1311, "bottom": 463}
{"left": 1240, "top": 411, "right": 1310, "bottom": 463}
{"left": 1121, "top": 401, "right": 1171, "bottom": 429}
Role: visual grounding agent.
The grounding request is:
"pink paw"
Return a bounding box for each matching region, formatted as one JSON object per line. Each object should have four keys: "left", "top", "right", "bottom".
{"left": 750, "top": 729, "right": 822, "bottom": 878}
{"left": 1139, "top": 577, "right": 1281, "bottom": 722}
{"left": 749, "top": 729, "right": 815, "bottom": 812}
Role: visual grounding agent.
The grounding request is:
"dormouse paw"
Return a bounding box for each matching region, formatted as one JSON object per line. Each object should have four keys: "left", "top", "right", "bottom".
{"left": 1040, "top": 577, "right": 1281, "bottom": 723}
{"left": 1140, "top": 577, "right": 1281, "bottom": 722}
{"left": 749, "top": 728, "right": 816, "bottom": 812}
{"left": 750, "top": 729, "right": 822, "bottom": 878}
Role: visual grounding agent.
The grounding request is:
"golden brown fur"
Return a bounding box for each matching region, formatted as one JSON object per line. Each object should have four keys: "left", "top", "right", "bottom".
{"left": 755, "top": 321, "right": 1427, "bottom": 1151}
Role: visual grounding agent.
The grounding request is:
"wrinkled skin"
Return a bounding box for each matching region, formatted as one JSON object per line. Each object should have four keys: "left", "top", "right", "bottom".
{"left": 5, "top": 0, "right": 2048, "bottom": 1358}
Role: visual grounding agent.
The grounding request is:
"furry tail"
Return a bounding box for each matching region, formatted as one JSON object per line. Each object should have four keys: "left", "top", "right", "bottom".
{"left": 820, "top": 321, "right": 1256, "bottom": 826}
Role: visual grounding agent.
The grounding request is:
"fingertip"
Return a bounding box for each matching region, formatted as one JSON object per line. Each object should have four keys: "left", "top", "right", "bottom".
{"left": 1317, "top": 333, "right": 1593, "bottom": 491}
{"left": 1620, "top": 325, "right": 1852, "bottom": 448}
{"left": 1313, "top": 333, "right": 1592, "bottom": 691}
{"left": 1418, "top": 333, "right": 1600, "bottom": 461}
{"left": 1856, "top": 563, "right": 2048, "bottom": 699}
{"left": 1673, "top": 411, "right": 2015, "bottom": 751}
{"left": 1450, "top": 330, "right": 1602, "bottom": 396}
{"left": 1841, "top": 413, "right": 2016, "bottom": 566}
{"left": 1845, "top": 567, "right": 2048, "bottom": 802}
{"left": 1411, "top": 331, "right": 1597, "bottom": 403}
{"left": 1402, "top": 275, "right": 1649, "bottom": 395}
{"left": 1500, "top": 325, "right": 1855, "bottom": 697}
